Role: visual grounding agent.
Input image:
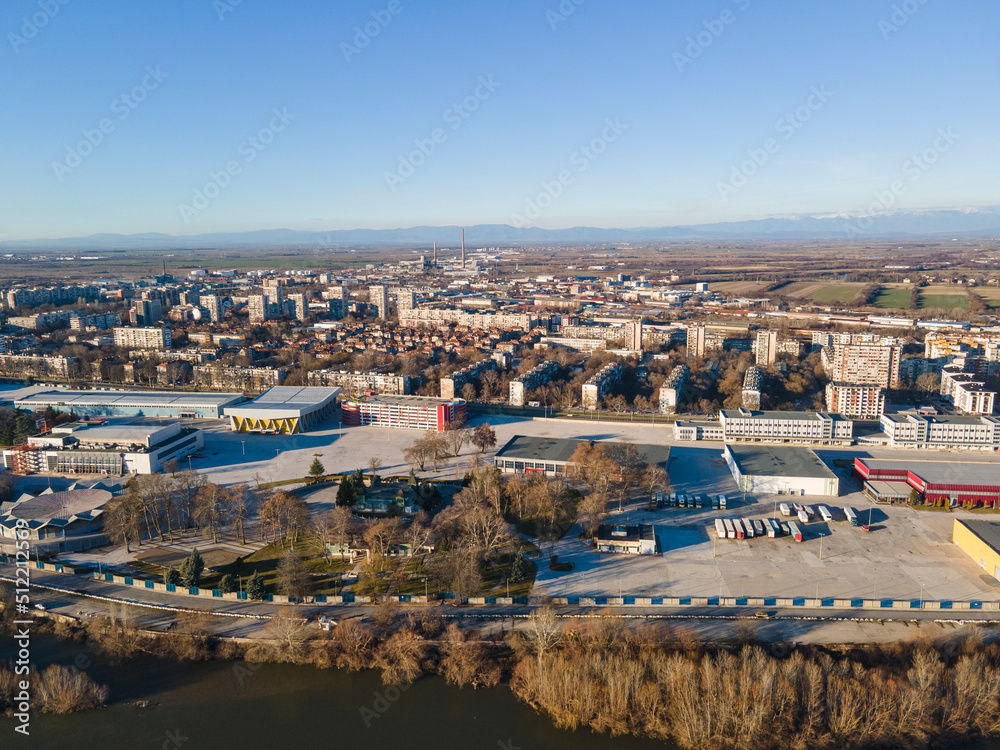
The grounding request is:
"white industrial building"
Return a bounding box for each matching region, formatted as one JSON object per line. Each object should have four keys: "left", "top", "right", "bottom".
{"left": 724, "top": 444, "right": 839, "bottom": 496}
{"left": 879, "top": 413, "right": 1000, "bottom": 450}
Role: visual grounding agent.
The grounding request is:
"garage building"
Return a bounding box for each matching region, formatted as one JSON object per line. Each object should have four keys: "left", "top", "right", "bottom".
{"left": 724, "top": 444, "right": 839, "bottom": 496}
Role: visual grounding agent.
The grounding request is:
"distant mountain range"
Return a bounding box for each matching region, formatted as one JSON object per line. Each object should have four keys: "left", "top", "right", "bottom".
{"left": 4, "top": 208, "right": 999, "bottom": 250}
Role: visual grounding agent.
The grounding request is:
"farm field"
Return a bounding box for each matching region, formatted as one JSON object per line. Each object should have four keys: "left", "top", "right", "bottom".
{"left": 872, "top": 286, "right": 911, "bottom": 309}
{"left": 708, "top": 280, "right": 774, "bottom": 294}
{"left": 972, "top": 287, "right": 1000, "bottom": 309}
{"left": 777, "top": 281, "right": 865, "bottom": 303}
{"left": 919, "top": 293, "right": 969, "bottom": 310}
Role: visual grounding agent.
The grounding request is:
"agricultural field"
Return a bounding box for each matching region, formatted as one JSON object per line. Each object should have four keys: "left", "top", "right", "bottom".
{"left": 775, "top": 281, "right": 867, "bottom": 303}
{"left": 707, "top": 280, "right": 774, "bottom": 294}
{"left": 872, "top": 286, "right": 912, "bottom": 309}
{"left": 918, "top": 285, "right": 970, "bottom": 310}
{"left": 972, "top": 287, "right": 1000, "bottom": 309}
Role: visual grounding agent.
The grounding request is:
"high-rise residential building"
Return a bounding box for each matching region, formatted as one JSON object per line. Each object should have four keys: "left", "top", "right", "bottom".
{"left": 112, "top": 327, "right": 171, "bottom": 350}
{"left": 397, "top": 288, "right": 417, "bottom": 312}
{"left": 248, "top": 294, "right": 270, "bottom": 323}
{"left": 263, "top": 278, "right": 284, "bottom": 303}
{"left": 509, "top": 360, "right": 559, "bottom": 406}
{"left": 824, "top": 382, "right": 886, "bottom": 419}
{"left": 288, "top": 292, "right": 309, "bottom": 321}
{"left": 202, "top": 295, "right": 222, "bottom": 322}
{"left": 821, "top": 343, "right": 901, "bottom": 388}
{"left": 369, "top": 285, "right": 389, "bottom": 319}
{"left": 755, "top": 329, "right": 778, "bottom": 366}
{"left": 328, "top": 298, "right": 344, "bottom": 320}
{"left": 624, "top": 321, "right": 643, "bottom": 352}
{"left": 582, "top": 362, "right": 623, "bottom": 410}
{"left": 659, "top": 364, "right": 689, "bottom": 414}
{"left": 741, "top": 366, "right": 763, "bottom": 409}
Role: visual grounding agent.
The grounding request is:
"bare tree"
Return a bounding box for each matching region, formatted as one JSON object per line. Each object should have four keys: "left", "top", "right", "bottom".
{"left": 367, "top": 456, "right": 383, "bottom": 480}
{"left": 195, "top": 482, "right": 229, "bottom": 544}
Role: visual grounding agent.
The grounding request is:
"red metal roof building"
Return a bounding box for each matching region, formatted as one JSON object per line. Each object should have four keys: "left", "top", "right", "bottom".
{"left": 855, "top": 457, "right": 1000, "bottom": 508}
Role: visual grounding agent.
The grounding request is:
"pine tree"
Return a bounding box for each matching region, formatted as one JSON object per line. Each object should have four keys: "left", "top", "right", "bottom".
{"left": 246, "top": 570, "right": 266, "bottom": 600}
{"left": 179, "top": 548, "right": 205, "bottom": 588}
{"left": 164, "top": 567, "right": 181, "bottom": 586}
{"left": 308, "top": 456, "right": 326, "bottom": 480}
{"left": 219, "top": 574, "right": 236, "bottom": 594}
{"left": 336, "top": 477, "right": 356, "bottom": 507}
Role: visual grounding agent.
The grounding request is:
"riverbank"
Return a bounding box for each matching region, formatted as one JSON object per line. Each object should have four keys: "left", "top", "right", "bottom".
{"left": 4, "top": 600, "right": 1000, "bottom": 750}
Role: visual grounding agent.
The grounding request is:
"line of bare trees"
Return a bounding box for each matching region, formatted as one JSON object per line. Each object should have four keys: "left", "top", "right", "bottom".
{"left": 103, "top": 471, "right": 309, "bottom": 551}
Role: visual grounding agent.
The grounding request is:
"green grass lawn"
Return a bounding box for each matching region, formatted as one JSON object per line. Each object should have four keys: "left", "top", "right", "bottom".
{"left": 919, "top": 293, "right": 969, "bottom": 310}
{"left": 134, "top": 537, "right": 352, "bottom": 596}
{"left": 873, "top": 288, "right": 912, "bottom": 309}
{"left": 807, "top": 284, "right": 865, "bottom": 303}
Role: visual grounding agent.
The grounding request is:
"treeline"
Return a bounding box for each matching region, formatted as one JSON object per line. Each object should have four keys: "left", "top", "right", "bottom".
{"left": 0, "top": 663, "right": 108, "bottom": 714}
{"left": 6, "top": 599, "right": 999, "bottom": 749}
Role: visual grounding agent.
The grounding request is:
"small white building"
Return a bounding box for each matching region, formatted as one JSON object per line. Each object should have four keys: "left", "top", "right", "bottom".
{"left": 595, "top": 524, "right": 657, "bottom": 555}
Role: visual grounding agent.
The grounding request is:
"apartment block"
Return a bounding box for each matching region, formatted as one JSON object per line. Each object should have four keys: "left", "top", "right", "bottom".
{"left": 582, "top": 361, "right": 623, "bottom": 410}
{"left": 821, "top": 343, "right": 901, "bottom": 388}
{"left": 741, "top": 366, "right": 763, "bottom": 410}
{"left": 307, "top": 369, "right": 411, "bottom": 396}
{"left": 113, "top": 327, "right": 171, "bottom": 350}
{"left": 824, "top": 382, "right": 885, "bottom": 419}
{"left": 440, "top": 359, "right": 496, "bottom": 399}
{"left": 509, "top": 360, "right": 559, "bottom": 406}
{"left": 659, "top": 364, "right": 689, "bottom": 414}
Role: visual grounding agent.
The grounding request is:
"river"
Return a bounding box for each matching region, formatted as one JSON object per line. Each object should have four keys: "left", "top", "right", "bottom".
{"left": 1, "top": 637, "right": 669, "bottom": 749}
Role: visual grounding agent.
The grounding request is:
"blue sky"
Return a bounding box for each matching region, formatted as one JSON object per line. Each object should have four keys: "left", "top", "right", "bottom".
{"left": 2, "top": 0, "right": 997, "bottom": 239}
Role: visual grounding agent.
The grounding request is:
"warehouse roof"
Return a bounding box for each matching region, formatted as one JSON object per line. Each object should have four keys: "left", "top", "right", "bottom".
{"left": 726, "top": 444, "right": 836, "bottom": 480}
{"left": 721, "top": 409, "right": 845, "bottom": 422}
{"left": 227, "top": 386, "right": 340, "bottom": 416}
{"left": 16, "top": 389, "right": 243, "bottom": 408}
{"left": 859, "top": 458, "right": 1000, "bottom": 488}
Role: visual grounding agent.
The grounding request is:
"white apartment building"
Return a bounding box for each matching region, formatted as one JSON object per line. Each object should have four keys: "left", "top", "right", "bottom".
{"left": 741, "top": 366, "right": 763, "bottom": 410}
{"left": 582, "top": 362, "right": 623, "bottom": 410}
{"left": 821, "top": 343, "right": 901, "bottom": 388}
{"left": 659, "top": 364, "right": 689, "bottom": 414}
{"left": 307, "top": 369, "right": 411, "bottom": 396}
{"left": 369, "top": 285, "right": 389, "bottom": 319}
{"left": 509, "top": 360, "right": 559, "bottom": 406}
{"left": 880, "top": 413, "right": 1000, "bottom": 449}
{"left": 719, "top": 408, "right": 854, "bottom": 445}
{"left": 112, "top": 327, "right": 171, "bottom": 350}
{"left": 824, "top": 382, "right": 886, "bottom": 419}
{"left": 400, "top": 309, "right": 538, "bottom": 330}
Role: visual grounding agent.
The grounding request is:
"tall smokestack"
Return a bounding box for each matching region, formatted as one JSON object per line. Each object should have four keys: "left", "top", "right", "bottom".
{"left": 461, "top": 228, "right": 465, "bottom": 269}
{"left": 162, "top": 258, "right": 166, "bottom": 276}
{"left": 433, "top": 242, "right": 437, "bottom": 267}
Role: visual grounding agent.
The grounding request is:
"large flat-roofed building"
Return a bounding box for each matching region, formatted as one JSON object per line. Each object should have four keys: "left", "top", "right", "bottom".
{"left": 879, "top": 413, "right": 1000, "bottom": 450}
{"left": 341, "top": 395, "right": 465, "bottom": 432}
{"left": 0, "top": 483, "right": 115, "bottom": 554}
{"left": 719, "top": 408, "right": 854, "bottom": 445}
{"left": 724, "top": 444, "right": 839, "bottom": 496}
{"left": 227, "top": 386, "right": 341, "bottom": 434}
{"left": 2, "top": 421, "right": 204, "bottom": 476}
{"left": 953, "top": 519, "right": 1000, "bottom": 581}
{"left": 15, "top": 389, "right": 243, "bottom": 419}
{"left": 493, "top": 435, "right": 669, "bottom": 478}
{"left": 856, "top": 457, "right": 1000, "bottom": 508}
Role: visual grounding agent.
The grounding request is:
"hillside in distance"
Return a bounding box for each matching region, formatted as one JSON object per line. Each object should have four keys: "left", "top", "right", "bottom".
{"left": 4, "top": 208, "right": 999, "bottom": 250}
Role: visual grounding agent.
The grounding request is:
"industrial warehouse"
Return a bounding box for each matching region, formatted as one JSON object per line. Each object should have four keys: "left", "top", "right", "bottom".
{"left": 857, "top": 458, "right": 1000, "bottom": 507}
{"left": 724, "top": 444, "right": 840, "bottom": 496}
{"left": 952, "top": 519, "right": 1000, "bottom": 581}
{"left": 493, "top": 435, "right": 670, "bottom": 477}
{"left": 1, "top": 421, "right": 203, "bottom": 475}
{"left": 227, "top": 386, "right": 341, "bottom": 434}
{"left": 15, "top": 389, "right": 244, "bottom": 419}
{"left": 341, "top": 395, "right": 466, "bottom": 431}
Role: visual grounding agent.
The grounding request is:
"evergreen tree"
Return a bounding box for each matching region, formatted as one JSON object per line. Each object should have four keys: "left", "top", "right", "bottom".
{"left": 164, "top": 567, "right": 181, "bottom": 586}
{"left": 219, "top": 574, "right": 236, "bottom": 594}
{"left": 308, "top": 456, "right": 326, "bottom": 480}
{"left": 179, "top": 548, "right": 205, "bottom": 588}
{"left": 510, "top": 554, "right": 527, "bottom": 584}
{"left": 246, "top": 570, "right": 266, "bottom": 600}
{"left": 336, "top": 476, "right": 356, "bottom": 507}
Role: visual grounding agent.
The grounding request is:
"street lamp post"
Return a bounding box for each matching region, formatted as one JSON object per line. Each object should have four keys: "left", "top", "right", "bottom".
{"left": 241, "top": 441, "right": 245, "bottom": 456}
{"left": 275, "top": 449, "right": 280, "bottom": 470}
